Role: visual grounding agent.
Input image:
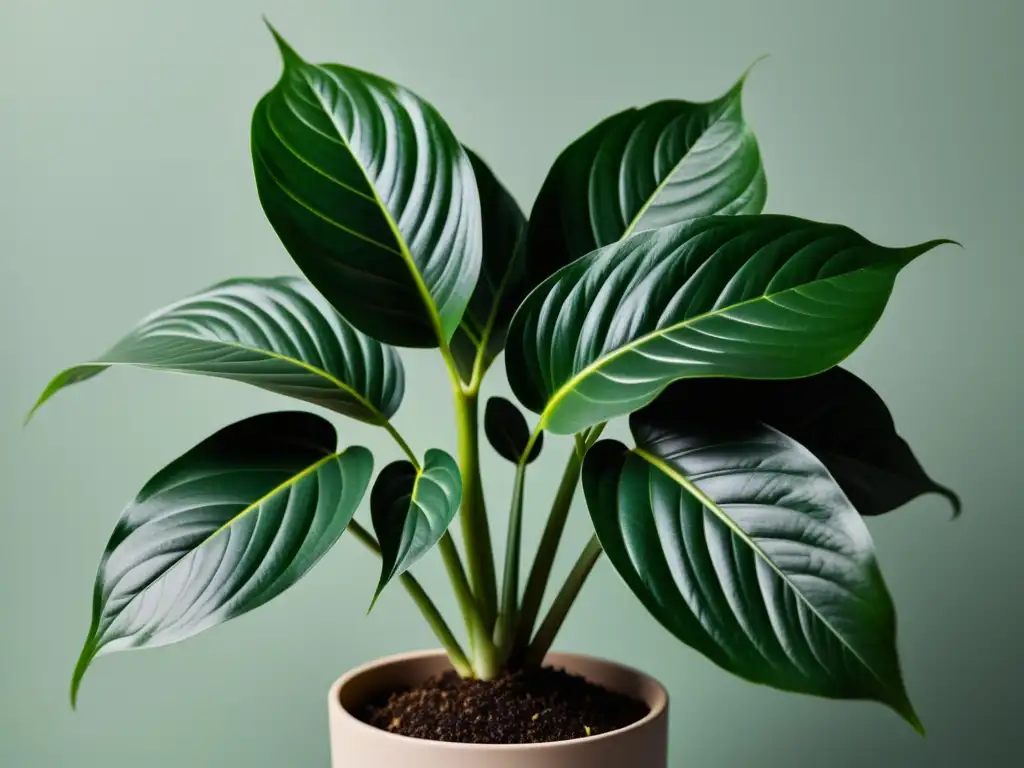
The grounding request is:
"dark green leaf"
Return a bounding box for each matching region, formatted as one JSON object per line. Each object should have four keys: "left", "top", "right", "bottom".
{"left": 71, "top": 411, "right": 373, "bottom": 706}
{"left": 506, "top": 214, "right": 952, "bottom": 435}
{"left": 524, "top": 67, "right": 765, "bottom": 286}
{"left": 370, "top": 449, "right": 462, "bottom": 602}
{"left": 484, "top": 396, "right": 543, "bottom": 464}
{"left": 450, "top": 150, "right": 527, "bottom": 381}
{"left": 28, "top": 277, "right": 404, "bottom": 426}
{"left": 251, "top": 25, "right": 481, "bottom": 347}
{"left": 584, "top": 417, "right": 921, "bottom": 730}
{"left": 638, "top": 368, "right": 960, "bottom": 517}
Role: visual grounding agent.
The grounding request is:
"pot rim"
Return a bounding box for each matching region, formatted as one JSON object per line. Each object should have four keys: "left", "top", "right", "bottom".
{"left": 328, "top": 649, "right": 669, "bottom": 752}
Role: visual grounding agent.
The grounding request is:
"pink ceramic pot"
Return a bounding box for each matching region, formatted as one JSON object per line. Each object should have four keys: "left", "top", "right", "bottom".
{"left": 328, "top": 649, "right": 669, "bottom": 767}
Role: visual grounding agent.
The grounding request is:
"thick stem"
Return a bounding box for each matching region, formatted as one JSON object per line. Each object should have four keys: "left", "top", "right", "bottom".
{"left": 511, "top": 447, "right": 583, "bottom": 661}
{"left": 348, "top": 520, "right": 472, "bottom": 676}
{"left": 437, "top": 531, "right": 493, "bottom": 667}
{"left": 524, "top": 535, "right": 603, "bottom": 667}
{"left": 494, "top": 461, "right": 528, "bottom": 655}
{"left": 453, "top": 388, "right": 499, "bottom": 627}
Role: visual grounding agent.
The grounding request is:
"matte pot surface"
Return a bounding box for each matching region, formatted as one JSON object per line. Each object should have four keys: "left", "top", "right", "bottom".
{"left": 328, "top": 649, "right": 669, "bottom": 768}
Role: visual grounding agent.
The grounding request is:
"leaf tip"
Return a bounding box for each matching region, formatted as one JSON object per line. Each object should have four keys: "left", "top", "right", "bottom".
{"left": 940, "top": 487, "right": 963, "bottom": 520}
{"left": 367, "top": 582, "right": 386, "bottom": 615}
{"left": 734, "top": 54, "right": 771, "bottom": 93}
{"left": 263, "top": 17, "right": 304, "bottom": 67}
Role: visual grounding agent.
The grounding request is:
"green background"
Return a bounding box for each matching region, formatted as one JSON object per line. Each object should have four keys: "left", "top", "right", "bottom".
{"left": 2, "top": 0, "right": 1020, "bottom": 765}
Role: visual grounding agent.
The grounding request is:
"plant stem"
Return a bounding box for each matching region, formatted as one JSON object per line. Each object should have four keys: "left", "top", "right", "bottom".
{"left": 494, "top": 460, "right": 528, "bottom": 656}
{"left": 524, "top": 535, "right": 603, "bottom": 667}
{"left": 381, "top": 419, "right": 419, "bottom": 467}
{"left": 378, "top": 418, "right": 484, "bottom": 672}
{"left": 437, "top": 531, "right": 491, "bottom": 665}
{"left": 438, "top": 350, "right": 500, "bottom": 678}
{"left": 511, "top": 446, "right": 583, "bottom": 661}
{"left": 347, "top": 520, "right": 473, "bottom": 676}
{"left": 452, "top": 387, "right": 500, "bottom": 625}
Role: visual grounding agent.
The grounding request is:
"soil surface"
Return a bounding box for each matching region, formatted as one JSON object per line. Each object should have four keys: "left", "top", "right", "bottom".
{"left": 360, "top": 666, "right": 650, "bottom": 744}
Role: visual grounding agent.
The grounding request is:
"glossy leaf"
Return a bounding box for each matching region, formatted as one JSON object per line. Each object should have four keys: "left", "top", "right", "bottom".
{"left": 506, "top": 214, "right": 952, "bottom": 435}
{"left": 584, "top": 417, "right": 921, "bottom": 729}
{"left": 371, "top": 449, "right": 462, "bottom": 602}
{"left": 28, "top": 277, "right": 404, "bottom": 426}
{"left": 639, "top": 368, "right": 960, "bottom": 517}
{"left": 450, "top": 150, "right": 527, "bottom": 381}
{"left": 251, "top": 25, "right": 481, "bottom": 348}
{"left": 484, "top": 396, "right": 543, "bottom": 465}
{"left": 71, "top": 412, "right": 373, "bottom": 706}
{"left": 524, "top": 68, "right": 765, "bottom": 285}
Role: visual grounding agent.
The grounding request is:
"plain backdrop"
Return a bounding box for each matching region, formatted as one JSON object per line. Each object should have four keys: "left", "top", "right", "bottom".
{"left": 2, "top": 0, "right": 1021, "bottom": 765}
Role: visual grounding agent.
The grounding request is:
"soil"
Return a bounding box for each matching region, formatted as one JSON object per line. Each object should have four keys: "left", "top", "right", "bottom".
{"left": 359, "top": 666, "right": 650, "bottom": 744}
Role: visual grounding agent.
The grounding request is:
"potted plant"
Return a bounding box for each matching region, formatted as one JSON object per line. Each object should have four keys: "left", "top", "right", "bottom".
{"left": 29, "top": 22, "right": 959, "bottom": 768}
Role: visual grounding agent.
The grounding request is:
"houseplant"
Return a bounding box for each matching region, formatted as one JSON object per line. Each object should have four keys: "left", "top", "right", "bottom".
{"left": 29, "top": 21, "right": 960, "bottom": 766}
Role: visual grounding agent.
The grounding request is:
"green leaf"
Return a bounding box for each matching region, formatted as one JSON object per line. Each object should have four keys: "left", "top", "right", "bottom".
{"left": 484, "top": 396, "right": 543, "bottom": 465}
{"left": 524, "top": 66, "right": 765, "bottom": 285}
{"left": 28, "top": 277, "right": 404, "bottom": 426}
{"left": 583, "top": 415, "right": 921, "bottom": 731}
{"left": 370, "top": 449, "right": 462, "bottom": 602}
{"left": 640, "top": 368, "right": 960, "bottom": 517}
{"left": 71, "top": 411, "right": 373, "bottom": 707}
{"left": 251, "top": 25, "right": 481, "bottom": 348}
{"left": 506, "top": 214, "right": 952, "bottom": 435}
{"left": 450, "top": 149, "right": 527, "bottom": 381}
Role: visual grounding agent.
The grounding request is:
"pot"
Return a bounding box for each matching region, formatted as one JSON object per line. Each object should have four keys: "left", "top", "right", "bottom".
{"left": 327, "top": 649, "right": 669, "bottom": 767}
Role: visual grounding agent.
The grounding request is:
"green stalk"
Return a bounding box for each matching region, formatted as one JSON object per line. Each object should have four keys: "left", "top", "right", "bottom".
{"left": 494, "top": 459, "right": 528, "bottom": 656}
{"left": 524, "top": 535, "right": 603, "bottom": 667}
{"left": 510, "top": 423, "right": 607, "bottom": 664}
{"left": 348, "top": 520, "right": 472, "bottom": 676}
{"left": 441, "top": 349, "right": 500, "bottom": 678}
{"left": 453, "top": 390, "right": 499, "bottom": 610}
{"left": 510, "top": 446, "right": 583, "bottom": 662}
{"left": 437, "top": 531, "right": 492, "bottom": 664}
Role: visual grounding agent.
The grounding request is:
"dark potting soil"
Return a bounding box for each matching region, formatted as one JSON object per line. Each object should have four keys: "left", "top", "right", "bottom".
{"left": 359, "top": 666, "right": 650, "bottom": 744}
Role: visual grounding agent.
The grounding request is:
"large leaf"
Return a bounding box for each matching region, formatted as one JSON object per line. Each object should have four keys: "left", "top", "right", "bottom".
{"left": 251, "top": 25, "right": 481, "bottom": 348}
{"left": 370, "top": 449, "right": 462, "bottom": 602}
{"left": 524, "top": 68, "right": 765, "bottom": 285}
{"left": 28, "top": 277, "right": 404, "bottom": 426}
{"left": 72, "top": 411, "right": 373, "bottom": 706}
{"left": 639, "top": 368, "right": 960, "bottom": 517}
{"left": 484, "top": 396, "right": 543, "bottom": 465}
{"left": 506, "top": 215, "right": 951, "bottom": 435}
{"left": 450, "top": 150, "right": 527, "bottom": 381}
{"left": 583, "top": 415, "right": 921, "bottom": 729}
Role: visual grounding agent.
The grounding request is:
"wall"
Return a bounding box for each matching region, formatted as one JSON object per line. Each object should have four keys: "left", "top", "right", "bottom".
{"left": 2, "top": 0, "right": 1020, "bottom": 764}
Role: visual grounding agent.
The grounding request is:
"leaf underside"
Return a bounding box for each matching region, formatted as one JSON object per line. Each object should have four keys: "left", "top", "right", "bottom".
{"left": 638, "top": 369, "right": 960, "bottom": 517}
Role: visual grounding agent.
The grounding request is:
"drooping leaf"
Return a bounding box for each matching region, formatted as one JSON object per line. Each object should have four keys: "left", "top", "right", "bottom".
{"left": 524, "top": 67, "right": 765, "bottom": 286}
{"left": 71, "top": 411, "right": 373, "bottom": 706}
{"left": 370, "top": 449, "right": 462, "bottom": 602}
{"left": 251, "top": 25, "right": 481, "bottom": 348}
{"left": 28, "top": 277, "right": 405, "bottom": 426}
{"left": 450, "top": 150, "right": 527, "bottom": 381}
{"left": 484, "top": 396, "right": 543, "bottom": 465}
{"left": 638, "top": 368, "right": 960, "bottom": 517}
{"left": 584, "top": 417, "right": 921, "bottom": 730}
{"left": 506, "top": 214, "right": 952, "bottom": 435}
